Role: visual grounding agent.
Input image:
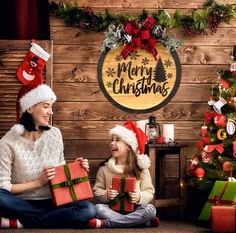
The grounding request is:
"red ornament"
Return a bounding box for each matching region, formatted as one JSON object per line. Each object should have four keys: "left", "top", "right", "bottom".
{"left": 222, "top": 161, "right": 232, "bottom": 172}
{"left": 195, "top": 168, "right": 205, "bottom": 178}
{"left": 220, "top": 79, "right": 229, "bottom": 88}
{"left": 214, "top": 114, "right": 227, "bottom": 128}
{"left": 197, "top": 140, "right": 204, "bottom": 150}
{"left": 202, "top": 136, "right": 210, "bottom": 144}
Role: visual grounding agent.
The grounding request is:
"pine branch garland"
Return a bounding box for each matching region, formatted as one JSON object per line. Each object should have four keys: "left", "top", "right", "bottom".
{"left": 49, "top": 0, "right": 236, "bottom": 35}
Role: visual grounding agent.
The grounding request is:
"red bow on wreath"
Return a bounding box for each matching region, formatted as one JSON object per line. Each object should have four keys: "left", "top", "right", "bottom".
{"left": 120, "top": 17, "right": 157, "bottom": 60}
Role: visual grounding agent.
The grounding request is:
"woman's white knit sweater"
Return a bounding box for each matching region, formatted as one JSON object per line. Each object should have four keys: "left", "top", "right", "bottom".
{"left": 93, "top": 157, "right": 155, "bottom": 205}
{"left": 0, "top": 126, "right": 65, "bottom": 200}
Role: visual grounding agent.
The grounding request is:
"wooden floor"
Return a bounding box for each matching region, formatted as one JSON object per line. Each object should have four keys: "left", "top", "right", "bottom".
{"left": 0, "top": 220, "right": 210, "bottom": 233}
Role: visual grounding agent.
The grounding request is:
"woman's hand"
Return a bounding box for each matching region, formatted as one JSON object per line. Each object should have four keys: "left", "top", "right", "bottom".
{"left": 37, "top": 166, "right": 56, "bottom": 187}
{"left": 75, "top": 157, "right": 89, "bottom": 172}
{"left": 129, "top": 190, "right": 141, "bottom": 203}
{"left": 107, "top": 186, "right": 118, "bottom": 200}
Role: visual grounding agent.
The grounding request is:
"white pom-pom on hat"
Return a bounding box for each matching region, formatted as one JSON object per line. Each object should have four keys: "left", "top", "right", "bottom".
{"left": 137, "top": 154, "right": 151, "bottom": 169}
{"left": 11, "top": 124, "right": 25, "bottom": 135}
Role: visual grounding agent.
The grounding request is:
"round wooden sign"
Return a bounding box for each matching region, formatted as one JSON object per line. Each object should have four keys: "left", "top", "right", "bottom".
{"left": 97, "top": 44, "right": 181, "bottom": 113}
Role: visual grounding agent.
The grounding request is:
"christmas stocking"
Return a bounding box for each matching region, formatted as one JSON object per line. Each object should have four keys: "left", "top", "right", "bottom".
{"left": 0, "top": 216, "right": 23, "bottom": 228}
{"left": 16, "top": 41, "right": 50, "bottom": 85}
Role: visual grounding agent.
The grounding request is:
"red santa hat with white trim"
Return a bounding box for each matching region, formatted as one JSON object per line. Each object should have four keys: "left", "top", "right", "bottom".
{"left": 109, "top": 121, "right": 150, "bottom": 169}
{"left": 12, "top": 83, "right": 57, "bottom": 134}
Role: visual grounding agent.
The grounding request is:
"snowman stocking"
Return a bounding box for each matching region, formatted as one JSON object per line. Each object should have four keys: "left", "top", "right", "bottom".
{"left": 16, "top": 42, "right": 50, "bottom": 85}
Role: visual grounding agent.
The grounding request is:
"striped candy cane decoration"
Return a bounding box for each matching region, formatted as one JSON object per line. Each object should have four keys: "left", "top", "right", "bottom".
{"left": 0, "top": 217, "right": 23, "bottom": 228}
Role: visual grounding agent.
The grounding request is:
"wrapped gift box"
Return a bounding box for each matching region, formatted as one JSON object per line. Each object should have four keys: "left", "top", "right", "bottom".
{"left": 199, "top": 181, "right": 236, "bottom": 221}
{"left": 212, "top": 206, "right": 236, "bottom": 232}
{"left": 49, "top": 161, "right": 93, "bottom": 206}
{"left": 110, "top": 176, "right": 136, "bottom": 212}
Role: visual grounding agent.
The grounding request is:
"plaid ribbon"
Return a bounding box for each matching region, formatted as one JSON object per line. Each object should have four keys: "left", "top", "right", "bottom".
{"left": 50, "top": 164, "right": 88, "bottom": 202}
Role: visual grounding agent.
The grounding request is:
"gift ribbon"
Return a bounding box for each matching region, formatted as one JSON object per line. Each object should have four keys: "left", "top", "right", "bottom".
{"left": 207, "top": 182, "right": 236, "bottom": 206}
{"left": 110, "top": 176, "right": 130, "bottom": 211}
{"left": 120, "top": 17, "right": 157, "bottom": 60}
{"left": 50, "top": 164, "right": 89, "bottom": 202}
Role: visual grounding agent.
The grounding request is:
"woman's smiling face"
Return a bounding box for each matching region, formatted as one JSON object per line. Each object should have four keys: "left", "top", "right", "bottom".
{"left": 27, "top": 100, "right": 54, "bottom": 127}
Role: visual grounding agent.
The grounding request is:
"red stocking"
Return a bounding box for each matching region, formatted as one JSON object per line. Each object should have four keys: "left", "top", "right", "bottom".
{"left": 16, "top": 42, "right": 50, "bottom": 85}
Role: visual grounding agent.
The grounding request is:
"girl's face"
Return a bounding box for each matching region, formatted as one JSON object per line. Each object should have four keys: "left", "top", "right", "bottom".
{"left": 110, "top": 135, "right": 130, "bottom": 159}
{"left": 27, "top": 101, "right": 54, "bottom": 127}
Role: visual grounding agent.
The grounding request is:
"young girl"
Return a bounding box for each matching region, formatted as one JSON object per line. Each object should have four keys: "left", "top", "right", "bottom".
{"left": 89, "top": 121, "right": 159, "bottom": 228}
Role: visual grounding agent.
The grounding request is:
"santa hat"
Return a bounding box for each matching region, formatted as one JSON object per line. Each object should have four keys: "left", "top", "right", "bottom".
{"left": 12, "top": 83, "right": 57, "bottom": 134}
{"left": 109, "top": 121, "right": 150, "bottom": 169}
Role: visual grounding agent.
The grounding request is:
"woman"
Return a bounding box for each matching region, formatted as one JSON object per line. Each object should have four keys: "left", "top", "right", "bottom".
{"left": 0, "top": 83, "right": 96, "bottom": 228}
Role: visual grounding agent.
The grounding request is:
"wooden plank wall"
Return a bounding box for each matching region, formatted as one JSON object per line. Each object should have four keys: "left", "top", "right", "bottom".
{"left": 49, "top": 0, "right": 236, "bottom": 174}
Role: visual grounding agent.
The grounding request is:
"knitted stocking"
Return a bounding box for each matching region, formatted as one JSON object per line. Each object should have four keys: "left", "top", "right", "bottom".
{"left": 16, "top": 41, "right": 50, "bottom": 85}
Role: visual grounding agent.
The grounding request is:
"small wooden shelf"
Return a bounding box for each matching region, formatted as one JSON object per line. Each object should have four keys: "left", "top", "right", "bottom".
{"left": 146, "top": 143, "right": 188, "bottom": 219}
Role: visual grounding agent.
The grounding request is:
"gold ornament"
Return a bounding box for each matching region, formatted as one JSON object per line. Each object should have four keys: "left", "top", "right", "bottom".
{"left": 217, "top": 128, "right": 227, "bottom": 140}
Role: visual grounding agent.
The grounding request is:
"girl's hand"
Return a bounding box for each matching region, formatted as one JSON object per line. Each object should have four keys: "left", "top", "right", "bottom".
{"left": 75, "top": 157, "right": 89, "bottom": 172}
{"left": 129, "top": 190, "right": 141, "bottom": 203}
{"left": 37, "top": 166, "right": 56, "bottom": 187}
{"left": 107, "top": 186, "right": 118, "bottom": 200}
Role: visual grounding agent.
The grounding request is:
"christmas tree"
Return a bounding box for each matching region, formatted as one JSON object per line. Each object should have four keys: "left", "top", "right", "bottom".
{"left": 188, "top": 45, "right": 236, "bottom": 191}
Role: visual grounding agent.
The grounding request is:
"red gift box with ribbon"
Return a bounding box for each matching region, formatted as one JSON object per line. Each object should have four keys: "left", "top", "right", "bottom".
{"left": 49, "top": 161, "right": 93, "bottom": 206}
{"left": 211, "top": 206, "right": 236, "bottom": 232}
{"left": 110, "top": 176, "right": 136, "bottom": 212}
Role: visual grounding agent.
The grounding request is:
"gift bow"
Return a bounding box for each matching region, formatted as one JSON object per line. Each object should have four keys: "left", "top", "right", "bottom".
{"left": 207, "top": 182, "right": 236, "bottom": 206}
{"left": 110, "top": 176, "right": 131, "bottom": 211}
{"left": 109, "top": 192, "right": 130, "bottom": 206}
{"left": 208, "top": 195, "right": 236, "bottom": 206}
{"left": 120, "top": 17, "right": 157, "bottom": 60}
{"left": 50, "top": 164, "right": 89, "bottom": 202}
{"left": 204, "top": 144, "right": 224, "bottom": 154}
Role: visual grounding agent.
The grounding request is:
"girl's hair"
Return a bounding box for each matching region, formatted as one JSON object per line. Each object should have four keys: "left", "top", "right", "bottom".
{"left": 19, "top": 111, "right": 50, "bottom": 132}
{"left": 99, "top": 150, "right": 142, "bottom": 179}
{"left": 123, "top": 149, "right": 142, "bottom": 179}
